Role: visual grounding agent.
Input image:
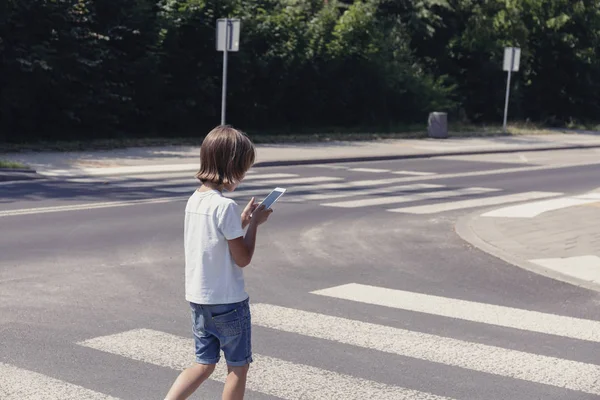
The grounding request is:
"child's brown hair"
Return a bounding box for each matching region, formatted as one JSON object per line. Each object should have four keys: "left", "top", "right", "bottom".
{"left": 196, "top": 125, "right": 256, "bottom": 185}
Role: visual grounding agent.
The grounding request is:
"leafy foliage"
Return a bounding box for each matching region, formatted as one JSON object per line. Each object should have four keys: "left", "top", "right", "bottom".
{"left": 0, "top": 0, "right": 598, "bottom": 141}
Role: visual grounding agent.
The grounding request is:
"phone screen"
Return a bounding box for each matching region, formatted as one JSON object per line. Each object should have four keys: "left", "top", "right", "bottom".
{"left": 260, "top": 187, "right": 286, "bottom": 209}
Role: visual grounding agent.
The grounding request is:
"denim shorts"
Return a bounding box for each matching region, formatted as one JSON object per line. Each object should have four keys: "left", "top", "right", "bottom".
{"left": 190, "top": 298, "right": 252, "bottom": 367}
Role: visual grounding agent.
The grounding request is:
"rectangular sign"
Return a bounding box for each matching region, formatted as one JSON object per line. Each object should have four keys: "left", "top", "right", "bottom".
{"left": 216, "top": 18, "right": 240, "bottom": 52}
{"left": 503, "top": 47, "right": 521, "bottom": 72}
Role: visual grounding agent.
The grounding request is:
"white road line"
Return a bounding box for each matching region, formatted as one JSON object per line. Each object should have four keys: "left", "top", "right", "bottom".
{"left": 241, "top": 176, "right": 344, "bottom": 187}
{"left": 69, "top": 173, "right": 298, "bottom": 187}
{"left": 161, "top": 175, "right": 354, "bottom": 196}
{"left": 305, "top": 161, "right": 600, "bottom": 186}
{"left": 389, "top": 191, "right": 561, "bottom": 214}
{"left": 242, "top": 173, "right": 298, "bottom": 180}
{"left": 40, "top": 164, "right": 199, "bottom": 177}
{"left": 483, "top": 193, "right": 600, "bottom": 218}
{"left": 311, "top": 283, "right": 600, "bottom": 343}
{"left": 0, "top": 197, "right": 185, "bottom": 218}
{"left": 348, "top": 168, "right": 390, "bottom": 173}
{"left": 579, "top": 192, "right": 600, "bottom": 200}
{"left": 321, "top": 187, "right": 499, "bottom": 208}
{"left": 65, "top": 175, "right": 337, "bottom": 195}
{"left": 391, "top": 170, "right": 437, "bottom": 176}
{"left": 78, "top": 329, "right": 451, "bottom": 400}
{"left": 296, "top": 183, "right": 443, "bottom": 201}
{"left": 156, "top": 187, "right": 197, "bottom": 193}
{"left": 530, "top": 256, "right": 600, "bottom": 284}
{"left": 251, "top": 303, "right": 600, "bottom": 395}
{"left": 95, "top": 178, "right": 196, "bottom": 188}
{"left": 0, "top": 363, "right": 120, "bottom": 400}
{"left": 305, "top": 164, "right": 349, "bottom": 170}
{"left": 297, "top": 177, "right": 440, "bottom": 191}
{"left": 0, "top": 179, "right": 44, "bottom": 186}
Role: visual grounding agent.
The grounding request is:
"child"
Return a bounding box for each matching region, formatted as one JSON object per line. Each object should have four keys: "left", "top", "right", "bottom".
{"left": 165, "top": 125, "right": 272, "bottom": 400}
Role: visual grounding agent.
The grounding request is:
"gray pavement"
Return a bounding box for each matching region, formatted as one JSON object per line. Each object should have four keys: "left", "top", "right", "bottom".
{"left": 2, "top": 152, "right": 600, "bottom": 399}
{"left": 458, "top": 187, "right": 600, "bottom": 292}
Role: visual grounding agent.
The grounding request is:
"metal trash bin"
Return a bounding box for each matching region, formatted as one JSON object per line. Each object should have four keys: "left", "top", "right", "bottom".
{"left": 428, "top": 112, "right": 448, "bottom": 139}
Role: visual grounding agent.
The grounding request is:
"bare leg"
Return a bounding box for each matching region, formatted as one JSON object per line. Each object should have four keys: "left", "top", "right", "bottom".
{"left": 165, "top": 363, "right": 216, "bottom": 400}
{"left": 222, "top": 364, "right": 249, "bottom": 400}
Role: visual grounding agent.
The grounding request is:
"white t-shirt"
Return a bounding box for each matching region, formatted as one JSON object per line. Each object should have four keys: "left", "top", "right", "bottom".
{"left": 184, "top": 189, "right": 248, "bottom": 305}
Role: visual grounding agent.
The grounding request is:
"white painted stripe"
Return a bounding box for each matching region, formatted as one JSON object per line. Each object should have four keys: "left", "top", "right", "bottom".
{"left": 530, "top": 256, "right": 600, "bottom": 284}
{"left": 251, "top": 303, "right": 600, "bottom": 395}
{"left": 183, "top": 176, "right": 352, "bottom": 197}
{"left": 69, "top": 173, "right": 297, "bottom": 186}
{"left": 348, "top": 168, "right": 390, "bottom": 173}
{"left": 40, "top": 163, "right": 199, "bottom": 177}
{"left": 297, "top": 177, "right": 438, "bottom": 191}
{"left": 305, "top": 164, "right": 349, "bottom": 170}
{"left": 0, "top": 197, "right": 184, "bottom": 218}
{"left": 242, "top": 173, "right": 298, "bottom": 180}
{"left": 0, "top": 363, "right": 120, "bottom": 399}
{"left": 482, "top": 196, "right": 595, "bottom": 218}
{"left": 390, "top": 191, "right": 561, "bottom": 214}
{"left": 40, "top": 159, "right": 600, "bottom": 181}
{"left": 392, "top": 170, "right": 436, "bottom": 176}
{"left": 296, "top": 184, "right": 443, "bottom": 201}
{"left": 578, "top": 192, "right": 600, "bottom": 200}
{"left": 241, "top": 176, "right": 343, "bottom": 187}
{"left": 302, "top": 161, "right": 600, "bottom": 187}
{"left": 156, "top": 187, "right": 197, "bottom": 193}
{"left": 0, "top": 179, "right": 43, "bottom": 186}
{"left": 322, "top": 187, "right": 499, "bottom": 208}
{"left": 311, "top": 283, "right": 600, "bottom": 343}
{"left": 78, "top": 329, "right": 451, "bottom": 400}
{"left": 95, "top": 178, "right": 196, "bottom": 188}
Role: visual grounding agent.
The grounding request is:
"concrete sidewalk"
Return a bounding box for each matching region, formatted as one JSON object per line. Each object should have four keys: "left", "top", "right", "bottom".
{"left": 457, "top": 188, "right": 600, "bottom": 293}
{"left": 2, "top": 132, "right": 600, "bottom": 178}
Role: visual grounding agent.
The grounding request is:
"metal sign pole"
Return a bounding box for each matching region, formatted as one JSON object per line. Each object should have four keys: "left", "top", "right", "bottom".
{"left": 220, "top": 20, "right": 230, "bottom": 126}
{"left": 503, "top": 48, "right": 515, "bottom": 133}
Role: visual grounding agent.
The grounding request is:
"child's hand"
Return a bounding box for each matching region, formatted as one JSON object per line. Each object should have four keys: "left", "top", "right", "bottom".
{"left": 241, "top": 197, "right": 258, "bottom": 229}
{"left": 251, "top": 204, "right": 273, "bottom": 226}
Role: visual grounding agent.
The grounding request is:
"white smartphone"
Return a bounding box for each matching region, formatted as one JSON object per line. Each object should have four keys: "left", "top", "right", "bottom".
{"left": 259, "top": 187, "right": 286, "bottom": 209}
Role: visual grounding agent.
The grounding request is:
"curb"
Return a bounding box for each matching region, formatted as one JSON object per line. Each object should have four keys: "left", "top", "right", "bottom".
{"left": 455, "top": 209, "right": 600, "bottom": 293}
{"left": 252, "top": 143, "right": 600, "bottom": 167}
{"left": 10, "top": 142, "right": 600, "bottom": 178}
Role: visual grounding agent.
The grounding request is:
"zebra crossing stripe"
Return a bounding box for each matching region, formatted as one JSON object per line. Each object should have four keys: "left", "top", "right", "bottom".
{"left": 321, "top": 187, "right": 499, "bottom": 208}
{"left": 482, "top": 193, "right": 600, "bottom": 218}
{"left": 250, "top": 304, "right": 600, "bottom": 395}
{"left": 311, "top": 283, "right": 600, "bottom": 343}
{"left": 389, "top": 191, "right": 562, "bottom": 214}
{"left": 78, "top": 329, "right": 453, "bottom": 400}
{"left": 295, "top": 183, "right": 443, "bottom": 201}
{"left": 101, "top": 177, "right": 195, "bottom": 188}
{"left": 42, "top": 164, "right": 199, "bottom": 177}
{"left": 0, "top": 363, "right": 120, "bottom": 400}
{"left": 242, "top": 173, "right": 298, "bottom": 180}
{"left": 392, "top": 171, "right": 437, "bottom": 176}
{"left": 221, "top": 178, "right": 451, "bottom": 200}
{"left": 283, "top": 177, "right": 440, "bottom": 192}
{"left": 240, "top": 176, "right": 344, "bottom": 188}
{"left": 78, "top": 173, "right": 299, "bottom": 188}
{"left": 348, "top": 168, "right": 390, "bottom": 173}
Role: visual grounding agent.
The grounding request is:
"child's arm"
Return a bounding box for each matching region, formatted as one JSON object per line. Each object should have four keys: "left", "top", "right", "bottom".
{"left": 228, "top": 205, "right": 272, "bottom": 268}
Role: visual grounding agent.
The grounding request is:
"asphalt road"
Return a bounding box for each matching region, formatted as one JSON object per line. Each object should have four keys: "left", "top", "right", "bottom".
{"left": 1, "top": 150, "right": 600, "bottom": 399}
